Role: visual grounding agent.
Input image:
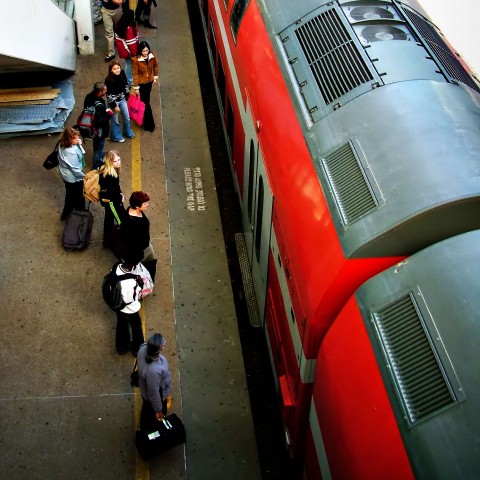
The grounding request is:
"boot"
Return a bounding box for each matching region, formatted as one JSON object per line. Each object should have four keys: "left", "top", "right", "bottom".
{"left": 144, "top": 20, "right": 157, "bottom": 29}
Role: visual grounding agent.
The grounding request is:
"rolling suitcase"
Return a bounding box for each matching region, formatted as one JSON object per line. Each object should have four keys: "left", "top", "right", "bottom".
{"left": 135, "top": 414, "right": 186, "bottom": 460}
{"left": 62, "top": 209, "right": 94, "bottom": 251}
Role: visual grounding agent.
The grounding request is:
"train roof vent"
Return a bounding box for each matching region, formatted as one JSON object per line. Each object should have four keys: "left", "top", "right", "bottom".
{"left": 400, "top": 6, "right": 480, "bottom": 92}
{"left": 321, "top": 143, "right": 378, "bottom": 226}
{"left": 280, "top": 5, "right": 379, "bottom": 121}
{"left": 295, "top": 8, "right": 374, "bottom": 105}
{"left": 373, "top": 294, "right": 457, "bottom": 424}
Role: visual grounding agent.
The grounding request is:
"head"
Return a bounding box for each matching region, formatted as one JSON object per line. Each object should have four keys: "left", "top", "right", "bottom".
{"left": 93, "top": 81, "right": 107, "bottom": 97}
{"left": 129, "top": 191, "right": 150, "bottom": 210}
{"left": 146, "top": 333, "right": 166, "bottom": 363}
{"left": 59, "top": 126, "right": 81, "bottom": 148}
{"left": 115, "top": 9, "right": 136, "bottom": 36}
{"left": 108, "top": 60, "right": 122, "bottom": 78}
{"left": 99, "top": 150, "right": 121, "bottom": 177}
{"left": 138, "top": 41, "right": 151, "bottom": 58}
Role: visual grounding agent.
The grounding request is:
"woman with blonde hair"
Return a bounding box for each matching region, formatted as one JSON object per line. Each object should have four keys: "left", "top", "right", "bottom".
{"left": 98, "top": 150, "right": 125, "bottom": 248}
{"left": 58, "top": 126, "right": 85, "bottom": 220}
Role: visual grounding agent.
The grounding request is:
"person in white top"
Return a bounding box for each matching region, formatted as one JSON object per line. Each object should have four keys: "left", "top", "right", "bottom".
{"left": 115, "top": 258, "right": 144, "bottom": 355}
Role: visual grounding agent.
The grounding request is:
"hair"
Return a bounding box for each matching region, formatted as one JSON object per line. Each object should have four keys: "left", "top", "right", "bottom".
{"left": 106, "top": 60, "right": 123, "bottom": 81}
{"left": 138, "top": 41, "right": 151, "bottom": 57}
{"left": 115, "top": 9, "right": 136, "bottom": 38}
{"left": 93, "top": 82, "right": 106, "bottom": 95}
{"left": 129, "top": 191, "right": 150, "bottom": 208}
{"left": 146, "top": 333, "right": 165, "bottom": 363}
{"left": 59, "top": 126, "right": 80, "bottom": 149}
{"left": 99, "top": 150, "right": 121, "bottom": 178}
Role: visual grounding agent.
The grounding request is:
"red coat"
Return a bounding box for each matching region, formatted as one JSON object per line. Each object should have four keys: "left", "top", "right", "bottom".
{"left": 115, "top": 25, "right": 139, "bottom": 59}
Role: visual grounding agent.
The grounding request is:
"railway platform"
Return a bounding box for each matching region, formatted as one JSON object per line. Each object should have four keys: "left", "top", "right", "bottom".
{"left": 0, "top": 1, "right": 263, "bottom": 479}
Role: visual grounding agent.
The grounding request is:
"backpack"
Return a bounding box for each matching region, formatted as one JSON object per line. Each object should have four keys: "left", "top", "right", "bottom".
{"left": 76, "top": 101, "right": 101, "bottom": 139}
{"left": 102, "top": 263, "right": 139, "bottom": 311}
{"left": 83, "top": 169, "right": 100, "bottom": 202}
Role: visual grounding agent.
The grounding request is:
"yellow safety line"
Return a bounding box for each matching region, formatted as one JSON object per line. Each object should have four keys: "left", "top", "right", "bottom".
{"left": 131, "top": 123, "right": 149, "bottom": 479}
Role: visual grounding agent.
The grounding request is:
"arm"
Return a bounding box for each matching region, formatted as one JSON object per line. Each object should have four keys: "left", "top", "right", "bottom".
{"left": 132, "top": 58, "right": 140, "bottom": 92}
{"left": 152, "top": 55, "right": 159, "bottom": 83}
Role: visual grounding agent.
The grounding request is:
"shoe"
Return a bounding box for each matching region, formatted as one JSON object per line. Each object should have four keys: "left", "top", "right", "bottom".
{"left": 125, "top": 134, "right": 135, "bottom": 139}
{"left": 110, "top": 138, "right": 125, "bottom": 143}
{"left": 116, "top": 350, "right": 128, "bottom": 356}
{"left": 135, "top": 17, "right": 144, "bottom": 25}
{"left": 105, "top": 54, "right": 116, "bottom": 62}
{"left": 144, "top": 21, "right": 157, "bottom": 29}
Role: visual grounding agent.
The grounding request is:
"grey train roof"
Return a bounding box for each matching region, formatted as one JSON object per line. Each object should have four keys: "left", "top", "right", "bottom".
{"left": 257, "top": 0, "right": 480, "bottom": 257}
{"left": 354, "top": 230, "right": 480, "bottom": 479}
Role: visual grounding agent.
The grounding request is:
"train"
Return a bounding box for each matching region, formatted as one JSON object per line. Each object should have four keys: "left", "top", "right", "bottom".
{"left": 195, "top": 0, "right": 480, "bottom": 478}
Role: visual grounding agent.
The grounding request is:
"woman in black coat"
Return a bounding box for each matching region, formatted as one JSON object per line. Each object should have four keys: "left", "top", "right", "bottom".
{"left": 98, "top": 150, "right": 125, "bottom": 248}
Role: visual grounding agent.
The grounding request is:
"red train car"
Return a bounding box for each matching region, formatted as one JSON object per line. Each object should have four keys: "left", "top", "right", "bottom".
{"left": 309, "top": 231, "right": 480, "bottom": 479}
{"left": 197, "top": 0, "right": 480, "bottom": 476}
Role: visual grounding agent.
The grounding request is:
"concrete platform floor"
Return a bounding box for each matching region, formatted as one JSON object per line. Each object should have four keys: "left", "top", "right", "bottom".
{"left": 0, "top": 1, "right": 260, "bottom": 479}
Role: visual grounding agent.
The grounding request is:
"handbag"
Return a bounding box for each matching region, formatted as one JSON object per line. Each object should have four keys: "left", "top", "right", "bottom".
{"left": 43, "top": 141, "right": 60, "bottom": 170}
{"left": 127, "top": 94, "right": 145, "bottom": 126}
{"left": 130, "top": 359, "right": 139, "bottom": 388}
{"left": 132, "top": 262, "right": 154, "bottom": 298}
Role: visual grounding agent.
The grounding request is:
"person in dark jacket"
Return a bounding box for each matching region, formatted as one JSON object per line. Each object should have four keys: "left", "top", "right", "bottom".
{"left": 123, "top": 191, "right": 157, "bottom": 280}
{"left": 105, "top": 60, "right": 135, "bottom": 142}
{"left": 83, "top": 82, "right": 113, "bottom": 169}
{"left": 98, "top": 149, "right": 125, "bottom": 248}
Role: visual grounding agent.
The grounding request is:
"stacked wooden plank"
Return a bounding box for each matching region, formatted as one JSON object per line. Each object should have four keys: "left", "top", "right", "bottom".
{"left": 0, "top": 86, "right": 62, "bottom": 107}
{"left": 0, "top": 81, "right": 75, "bottom": 137}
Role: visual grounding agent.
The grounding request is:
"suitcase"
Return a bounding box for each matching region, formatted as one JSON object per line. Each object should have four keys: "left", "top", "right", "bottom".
{"left": 62, "top": 209, "right": 94, "bottom": 251}
{"left": 135, "top": 414, "right": 186, "bottom": 460}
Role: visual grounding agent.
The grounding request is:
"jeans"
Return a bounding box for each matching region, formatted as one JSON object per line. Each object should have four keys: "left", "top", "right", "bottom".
{"left": 110, "top": 97, "right": 135, "bottom": 140}
{"left": 93, "top": 136, "right": 106, "bottom": 170}
{"left": 101, "top": 6, "right": 119, "bottom": 56}
{"left": 124, "top": 58, "right": 133, "bottom": 86}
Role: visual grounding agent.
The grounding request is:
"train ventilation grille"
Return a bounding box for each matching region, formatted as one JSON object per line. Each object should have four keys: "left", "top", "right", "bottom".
{"left": 373, "top": 294, "right": 456, "bottom": 424}
{"left": 401, "top": 7, "right": 480, "bottom": 92}
{"left": 321, "top": 143, "right": 377, "bottom": 225}
{"left": 294, "top": 8, "right": 374, "bottom": 106}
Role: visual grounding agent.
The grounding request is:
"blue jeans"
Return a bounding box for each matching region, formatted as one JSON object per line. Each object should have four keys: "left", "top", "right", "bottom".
{"left": 125, "top": 58, "right": 133, "bottom": 86}
{"left": 110, "top": 97, "right": 135, "bottom": 140}
{"left": 93, "top": 136, "right": 106, "bottom": 169}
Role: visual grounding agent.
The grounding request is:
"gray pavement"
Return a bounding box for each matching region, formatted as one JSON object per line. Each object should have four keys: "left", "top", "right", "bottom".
{"left": 0, "top": 1, "right": 260, "bottom": 479}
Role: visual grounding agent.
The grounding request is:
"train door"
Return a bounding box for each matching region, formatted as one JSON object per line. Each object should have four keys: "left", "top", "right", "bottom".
{"left": 242, "top": 102, "right": 274, "bottom": 321}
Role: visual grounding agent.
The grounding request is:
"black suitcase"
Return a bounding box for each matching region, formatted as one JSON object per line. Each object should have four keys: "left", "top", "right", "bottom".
{"left": 135, "top": 414, "right": 186, "bottom": 460}
{"left": 62, "top": 209, "right": 94, "bottom": 251}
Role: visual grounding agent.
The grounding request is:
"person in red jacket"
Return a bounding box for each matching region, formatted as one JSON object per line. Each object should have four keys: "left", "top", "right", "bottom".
{"left": 114, "top": 9, "right": 139, "bottom": 86}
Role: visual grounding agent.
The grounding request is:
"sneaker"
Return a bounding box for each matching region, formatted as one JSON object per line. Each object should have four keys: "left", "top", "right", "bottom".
{"left": 125, "top": 134, "right": 135, "bottom": 139}
{"left": 105, "top": 54, "right": 116, "bottom": 62}
{"left": 110, "top": 138, "right": 125, "bottom": 143}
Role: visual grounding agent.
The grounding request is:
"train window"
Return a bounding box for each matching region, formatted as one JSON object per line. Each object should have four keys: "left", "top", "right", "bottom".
{"left": 247, "top": 140, "right": 255, "bottom": 222}
{"left": 217, "top": 56, "right": 226, "bottom": 112}
{"left": 202, "top": 0, "right": 208, "bottom": 22}
{"left": 290, "top": 307, "right": 295, "bottom": 324}
{"left": 226, "top": 97, "right": 234, "bottom": 153}
{"left": 255, "top": 176, "right": 264, "bottom": 263}
{"left": 230, "top": 0, "right": 250, "bottom": 44}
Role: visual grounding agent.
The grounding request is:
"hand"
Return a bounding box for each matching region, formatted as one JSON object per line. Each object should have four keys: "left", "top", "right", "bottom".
{"left": 153, "top": 76, "right": 158, "bottom": 84}
{"left": 155, "top": 411, "right": 164, "bottom": 421}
